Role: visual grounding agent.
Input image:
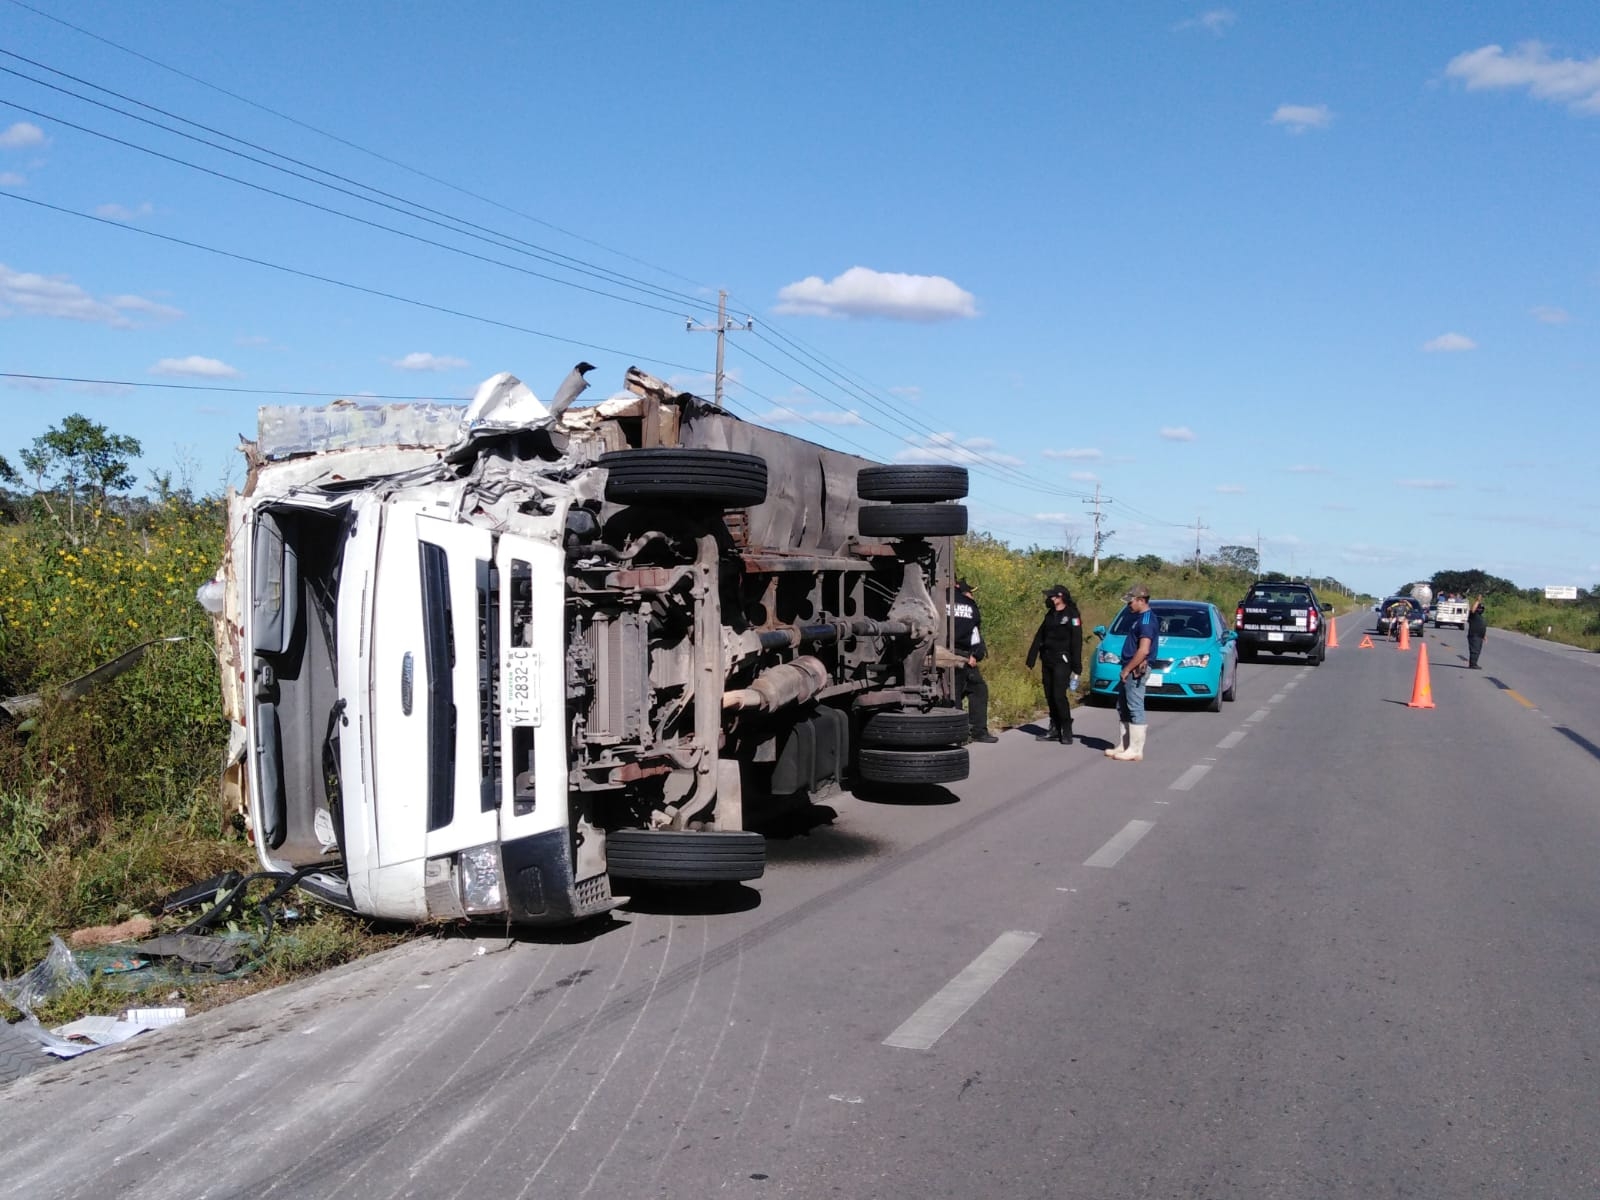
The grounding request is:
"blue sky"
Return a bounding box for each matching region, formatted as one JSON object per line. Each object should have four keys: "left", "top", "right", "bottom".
{"left": 2, "top": 0, "right": 1597, "bottom": 596}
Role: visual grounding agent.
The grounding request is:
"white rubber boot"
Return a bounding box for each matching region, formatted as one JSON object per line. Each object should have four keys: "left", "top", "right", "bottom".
{"left": 1104, "top": 722, "right": 1130, "bottom": 758}
{"left": 1112, "top": 723, "right": 1147, "bottom": 762}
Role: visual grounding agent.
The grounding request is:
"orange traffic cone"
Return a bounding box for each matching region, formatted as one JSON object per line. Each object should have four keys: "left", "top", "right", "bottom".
{"left": 1407, "top": 643, "right": 1435, "bottom": 709}
{"left": 1397, "top": 620, "right": 1411, "bottom": 650}
{"left": 1358, "top": 634, "right": 1374, "bottom": 649}
{"left": 1326, "top": 616, "right": 1340, "bottom": 649}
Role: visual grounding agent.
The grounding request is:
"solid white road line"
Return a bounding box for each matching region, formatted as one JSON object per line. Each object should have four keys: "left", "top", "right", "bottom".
{"left": 1169, "top": 765, "right": 1211, "bottom": 792}
{"left": 883, "top": 930, "right": 1040, "bottom": 1051}
{"left": 1217, "top": 730, "right": 1247, "bottom": 749}
{"left": 1084, "top": 819, "right": 1155, "bottom": 868}
{"left": 1246, "top": 708, "right": 1270, "bottom": 723}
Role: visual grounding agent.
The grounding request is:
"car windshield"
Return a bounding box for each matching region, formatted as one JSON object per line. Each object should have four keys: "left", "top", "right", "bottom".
{"left": 1247, "top": 588, "right": 1312, "bottom": 606}
{"left": 1110, "top": 604, "right": 1212, "bottom": 639}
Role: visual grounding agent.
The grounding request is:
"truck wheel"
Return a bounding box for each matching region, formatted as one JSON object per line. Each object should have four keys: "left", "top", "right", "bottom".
{"left": 860, "top": 709, "right": 971, "bottom": 748}
{"left": 600, "top": 449, "right": 768, "bottom": 508}
{"left": 606, "top": 829, "right": 765, "bottom": 883}
{"left": 858, "top": 504, "right": 968, "bottom": 538}
{"left": 1237, "top": 647, "right": 1255, "bottom": 664}
{"left": 857, "top": 747, "right": 969, "bottom": 785}
{"left": 0, "top": 1020, "right": 46, "bottom": 1086}
{"left": 857, "top": 465, "right": 969, "bottom": 502}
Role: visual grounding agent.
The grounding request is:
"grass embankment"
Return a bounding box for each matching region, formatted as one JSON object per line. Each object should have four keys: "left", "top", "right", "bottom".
{"left": 953, "top": 533, "right": 1367, "bottom": 728}
{"left": 1, "top": 502, "right": 399, "bottom": 1026}
{"left": 1482, "top": 595, "right": 1600, "bottom": 653}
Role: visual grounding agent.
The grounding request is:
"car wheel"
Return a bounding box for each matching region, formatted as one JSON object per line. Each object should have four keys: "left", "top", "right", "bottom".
{"left": 860, "top": 708, "right": 972, "bottom": 749}
{"left": 856, "top": 465, "right": 969, "bottom": 502}
{"left": 600, "top": 449, "right": 768, "bottom": 508}
{"left": 606, "top": 829, "right": 765, "bottom": 883}
{"left": 857, "top": 747, "right": 970, "bottom": 785}
{"left": 1222, "top": 667, "right": 1237, "bottom": 702}
{"left": 1205, "top": 687, "right": 1222, "bottom": 713}
{"left": 858, "top": 503, "right": 968, "bottom": 539}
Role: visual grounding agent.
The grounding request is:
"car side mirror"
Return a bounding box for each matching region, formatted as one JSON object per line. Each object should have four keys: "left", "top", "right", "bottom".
{"left": 1221, "top": 630, "right": 1237, "bottom": 643}
{"left": 1093, "top": 625, "right": 1107, "bottom": 637}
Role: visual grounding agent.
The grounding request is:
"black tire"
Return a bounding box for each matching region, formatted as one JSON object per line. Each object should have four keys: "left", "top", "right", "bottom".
{"left": 1206, "top": 689, "right": 1222, "bottom": 713}
{"left": 857, "top": 465, "right": 969, "bottom": 502}
{"left": 606, "top": 829, "right": 765, "bottom": 883}
{"left": 1222, "top": 668, "right": 1237, "bottom": 702}
{"left": 0, "top": 1020, "right": 46, "bottom": 1086}
{"left": 860, "top": 708, "right": 972, "bottom": 749}
{"left": 1238, "top": 647, "right": 1256, "bottom": 664}
{"left": 600, "top": 449, "right": 768, "bottom": 508}
{"left": 857, "top": 747, "right": 970, "bottom": 785}
{"left": 858, "top": 503, "right": 968, "bottom": 539}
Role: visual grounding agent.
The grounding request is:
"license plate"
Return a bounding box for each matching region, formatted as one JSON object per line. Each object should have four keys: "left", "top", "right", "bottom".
{"left": 505, "top": 648, "right": 540, "bottom": 725}
{"left": 1145, "top": 673, "right": 1164, "bottom": 688}
{"left": 1267, "top": 632, "right": 1285, "bottom": 642}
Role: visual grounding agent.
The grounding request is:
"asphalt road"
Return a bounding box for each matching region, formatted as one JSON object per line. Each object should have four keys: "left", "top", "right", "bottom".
{"left": 5, "top": 614, "right": 1600, "bottom": 1200}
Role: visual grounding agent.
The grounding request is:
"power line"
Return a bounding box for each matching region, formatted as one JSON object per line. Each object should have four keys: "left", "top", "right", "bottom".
{"left": 0, "top": 191, "right": 708, "bottom": 375}
{"left": 0, "top": 372, "right": 464, "bottom": 400}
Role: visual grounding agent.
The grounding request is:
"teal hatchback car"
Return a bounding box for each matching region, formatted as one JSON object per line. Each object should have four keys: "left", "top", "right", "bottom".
{"left": 1088, "top": 600, "right": 1239, "bottom": 712}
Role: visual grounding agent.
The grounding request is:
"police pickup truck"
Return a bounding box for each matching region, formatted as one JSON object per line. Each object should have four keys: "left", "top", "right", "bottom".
{"left": 1233, "top": 581, "right": 1326, "bottom": 665}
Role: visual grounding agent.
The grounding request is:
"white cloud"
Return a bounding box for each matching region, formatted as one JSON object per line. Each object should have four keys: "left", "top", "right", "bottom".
{"left": 1446, "top": 42, "right": 1600, "bottom": 115}
{"left": 1175, "top": 9, "right": 1237, "bottom": 34}
{"left": 393, "top": 351, "right": 468, "bottom": 372}
{"left": 1532, "top": 305, "right": 1570, "bottom": 324}
{"left": 1270, "top": 104, "right": 1333, "bottom": 133}
{"left": 1070, "top": 470, "right": 1100, "bottom": 483}
{"left": 0, "top": 122, "right": 47, "bottom": 150}
{"left": 0, "top": 263, "right": 182, "bottom": 326}
{"left": 94, "top": 201, "right": 155, "bottom": 222}
{"left": 1032, "top": 512, "right": 1073, "bottom": 524}
{"left": 1215, "top": 484, "right": 1246, "bottom": 494}
{"left": 774, "top": 266, "right": 978, "bottom": 322}
{"left": 0, "top": 171, "right": 24, "bottom": 187}
{"left": 1423, "top": 331, "right": 1476, "bottom": 352}
{"left": 1286, "top": 464, "right": 1329, "bottom": 474}
{"left": 1160, "top": 426, "right": 1197, "bottom": 442}
{"left": 1042, "top": 447, "right": 1103, "bottom": 461}
{"left": 150, "top": 355, "right": 241, "bottom": 379}
{"left": 758, "top": 405, "right": 864, "bottom": 427}
{"left": 896, "top": 431, "right": 1022, "bottom": 467}
{"left": 1398, "top": 478, "right": 1457, "bottom": 490}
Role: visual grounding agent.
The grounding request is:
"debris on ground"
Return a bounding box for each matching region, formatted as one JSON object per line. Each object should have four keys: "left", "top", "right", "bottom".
{"left": 69, "top": 916, "right": 157, "bottom": 949}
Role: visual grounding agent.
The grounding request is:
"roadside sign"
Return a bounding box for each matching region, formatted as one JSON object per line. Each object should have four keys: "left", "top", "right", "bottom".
{"left": 1545, "top": 585, "right": 1579, "bottom": 600}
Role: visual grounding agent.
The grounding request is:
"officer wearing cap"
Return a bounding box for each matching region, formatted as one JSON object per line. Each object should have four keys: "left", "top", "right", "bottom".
{"left": 1107, "top": 582, "right": 1158, "bottom": 762}
{"left": 1026, "top": 583, "right": 1083, "bottom": 745}
{"left": 946, "top": 578, "right": 998, "bottom": 742}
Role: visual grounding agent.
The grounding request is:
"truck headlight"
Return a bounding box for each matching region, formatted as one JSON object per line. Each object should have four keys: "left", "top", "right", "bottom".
{"left": 459, "top": 844, "right": 506, "bottom": 914}
{"left": 1096, "top": 650, "right": 1119, "bottom": 664}
{"left": 1178, "top": 654, "right": 1211, "bottom": 668}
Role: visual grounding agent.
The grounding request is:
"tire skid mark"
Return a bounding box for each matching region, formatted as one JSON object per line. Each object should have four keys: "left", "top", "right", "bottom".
{"left": 516, "top": 918, "right": 673, "bottom": 1198}
{"left": 581, "top": 918, "right": 712, "bottom": 1197}
{"left": 442, "top": 917, "right": 647, "bottom": 1200}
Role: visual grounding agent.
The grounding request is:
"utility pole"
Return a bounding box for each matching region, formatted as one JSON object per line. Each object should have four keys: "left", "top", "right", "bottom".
{"left": 1192, "top": 515, "right": 1209, "bottom": 572}
{"left": 686, "top": 289, "right": 752, "bottom": 408}
{"left": 1083, "top": 483, "right": 1112, "bottom": 576}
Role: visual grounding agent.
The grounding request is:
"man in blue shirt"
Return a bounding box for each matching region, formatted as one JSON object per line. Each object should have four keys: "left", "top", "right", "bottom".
{"left": 1106, "top": 583, "right": 1158, "bottom": 762}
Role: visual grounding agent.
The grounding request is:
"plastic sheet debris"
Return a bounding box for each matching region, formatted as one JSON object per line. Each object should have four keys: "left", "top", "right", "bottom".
{"left": 45, "top": 1006, "right": 186, "bottom": 1059}
{"left": 0, "top": 936, "right": 87, "bottom": 1018}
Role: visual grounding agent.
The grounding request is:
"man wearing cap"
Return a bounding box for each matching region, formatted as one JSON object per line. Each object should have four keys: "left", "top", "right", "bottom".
{"left": 1107, "top": 583, "right": 1158, "bottom": 762}
{"left": 946, "top": 579, "right": 998, "bottom": 743}
{"left": 1026, "top": 584, "right": 1083, "bottom": 745}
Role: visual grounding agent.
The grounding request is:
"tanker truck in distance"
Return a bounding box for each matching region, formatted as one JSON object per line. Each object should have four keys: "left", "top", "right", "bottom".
{"left": 208, "top": 365, "right": 970, "bottom": 927}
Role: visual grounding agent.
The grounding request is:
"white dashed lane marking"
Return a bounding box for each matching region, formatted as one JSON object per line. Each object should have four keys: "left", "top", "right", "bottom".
{"left": 1217, "top": 730, "right": 1247, "bottom": 749}
{"left": 1169, "top": 765, "right": 1211, "bottom": 792}
{"left": 1268, "top": 693, "right": 1286, "bottom": 705}
{"left": 1084, "top": 819, "right": 1155, "bottom": 868}
{"left": 1246, "top": 709, "right": 1270, "bottom": 723}
{"left": 883, "top": 931, "right": 1040, "bottom": 1051}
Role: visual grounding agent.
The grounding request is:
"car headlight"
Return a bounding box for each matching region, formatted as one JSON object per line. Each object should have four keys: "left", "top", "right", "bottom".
{"left": 1096, "top": 649, "right": 1119, "bottom": 664}
{"left": 1177, "top": 654, "right": 1211, "bottom": 668}
{"left": 459, "top": 844, "right": 506, "bottom": 914}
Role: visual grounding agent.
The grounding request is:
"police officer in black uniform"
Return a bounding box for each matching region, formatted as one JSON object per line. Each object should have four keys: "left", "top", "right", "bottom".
{"left": 1467, "top": 597, "right": 1487, "bottom": 669}
{"left": 947, "top": 578, "right": 998, "bottom": 743}
{"left": 1026, "top": 583, "right": 1084, "bottom": 745}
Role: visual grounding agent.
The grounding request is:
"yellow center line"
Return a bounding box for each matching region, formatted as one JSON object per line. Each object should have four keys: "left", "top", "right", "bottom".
{"left": 1504, "top": 688, "right": 1536, "bottom": 709}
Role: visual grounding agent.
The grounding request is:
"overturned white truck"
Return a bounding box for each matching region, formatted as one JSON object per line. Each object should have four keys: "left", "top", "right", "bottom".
{"left": 212, "top": 365, "right": 970, "bottom": 927}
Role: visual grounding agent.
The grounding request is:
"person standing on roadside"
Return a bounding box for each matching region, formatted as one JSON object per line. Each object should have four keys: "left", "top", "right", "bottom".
{"left": 946, "top": 578, "right": 998, "bottom": 742}
{"left": 1467, "top": 597, "right": 1487, "bottom": 669}
{"left": 1026, "top": 584, "right": 1083, "bottom": 745}
{"left": 1107, "top": 583, "right": 1158, "bottom": 762}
